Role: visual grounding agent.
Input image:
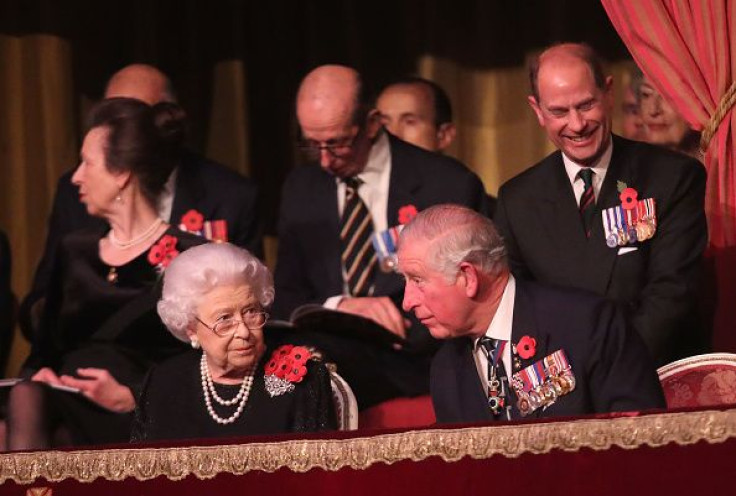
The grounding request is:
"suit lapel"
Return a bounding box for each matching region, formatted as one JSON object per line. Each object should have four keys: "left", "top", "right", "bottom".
{"left": 580, "top": 136, "right": 632, "bottom": 294}
{"left": 374, "top": 136, "right": 421, "bottom": 296}
{"left": 536, "top": 154, "right": 591, "bottom": 287}
{"left": 170, "top": 156, "right": 207, "bottom": 225}
{"left": 455, "top": 339, "right": 494, "bottom": 422}
{"left": 509, "top": 281, "right": 549, "bottom": 420}
{"left": 318, "top": 172, "right": 344, "bottom": 295}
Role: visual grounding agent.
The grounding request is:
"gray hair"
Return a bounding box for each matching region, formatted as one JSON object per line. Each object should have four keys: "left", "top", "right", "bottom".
{"left": 157, "top": 243, "right": 274, "bottom": 341}
{"left": 399, "top": 204, "right": 508, "bottom": 281}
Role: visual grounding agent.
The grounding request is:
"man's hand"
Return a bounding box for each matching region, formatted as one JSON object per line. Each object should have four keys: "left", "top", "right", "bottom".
{"left": 59, "top": 368, "right": 136, "bottom": 413}
{"left": 32, "top": 367, "right": 63, "bottom": 386}
{"left": 338, "top": 296, "right": 409, "bottom": 340}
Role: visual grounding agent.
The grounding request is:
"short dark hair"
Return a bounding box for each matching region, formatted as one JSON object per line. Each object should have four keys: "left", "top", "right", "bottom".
{"left": 529, "top": 43, "right": 608, "bottom": 102}
{"left": 86, "top": 97, "right": 187, "bottom": 207}
{"left": 379, "top": 76, "right": 453, "bottom": 126}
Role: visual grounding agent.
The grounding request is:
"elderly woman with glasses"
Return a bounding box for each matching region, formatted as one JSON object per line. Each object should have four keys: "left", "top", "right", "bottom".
{"left": 131, "top": 243, "right": 336, "bottom": 441}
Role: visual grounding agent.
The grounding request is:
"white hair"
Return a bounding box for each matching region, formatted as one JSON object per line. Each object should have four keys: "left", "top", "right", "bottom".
{"left": 157, "top": 243, "right": 274, "bottom": 341}
{"left": 399, "top": 204, "right": 508, "bottom": 281}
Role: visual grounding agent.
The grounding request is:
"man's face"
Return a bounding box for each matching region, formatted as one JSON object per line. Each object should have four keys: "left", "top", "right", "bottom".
{"left": 529, "top": 59, "right": 614, "bottom": 166}
{"left": 398, "top": 236, "right": 473, "bottom": 339}
{"left": 297, "top": 102, "right": 374, "bottom": 179}
{"left": 377, "top": 83, "right": 443, "bottom": 152}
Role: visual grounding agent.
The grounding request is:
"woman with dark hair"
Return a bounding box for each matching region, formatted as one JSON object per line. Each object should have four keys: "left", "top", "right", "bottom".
{"left": 5, "top": 98, "right": 205, "bottom": 450}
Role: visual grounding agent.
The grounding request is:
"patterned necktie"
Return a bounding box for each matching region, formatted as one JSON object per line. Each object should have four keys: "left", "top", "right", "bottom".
{"left": 578, "top": 168, "right": 596, "bottom": 238}
{"left": 479, "top": 337, "right": 510, "bottom": 419}
{"left": 340, "top": 177, "right": 377, "bottom": 296}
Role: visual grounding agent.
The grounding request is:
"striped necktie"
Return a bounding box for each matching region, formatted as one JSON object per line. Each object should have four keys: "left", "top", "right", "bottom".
{"left": 340, "top": 177, "right": 377, "bottom": 296}
{"left": 479, "top": 337, "right": 510, "bottom": 419}
{"left": 578, "top": 168, "right": 596, "bottom": 238}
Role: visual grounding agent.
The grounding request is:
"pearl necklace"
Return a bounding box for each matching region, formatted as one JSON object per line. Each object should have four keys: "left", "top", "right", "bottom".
{"left": 200, "top": 353, "right": 254, "bottom": 425}
{"left": 108, "top": 218, "right": 163, "bottom": 249}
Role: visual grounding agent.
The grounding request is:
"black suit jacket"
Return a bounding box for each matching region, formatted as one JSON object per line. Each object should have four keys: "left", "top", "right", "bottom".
{"left": 273, "top": 133, "right": 490, "bottom": 406}
{"left": 21, "top": 151, "right": 262, "bottom": 339}
{"left": 431, "top": 280, "right": 666, "bottom": 424}
{"left": 495, "top": 135, "right": 708, "bottom": 365}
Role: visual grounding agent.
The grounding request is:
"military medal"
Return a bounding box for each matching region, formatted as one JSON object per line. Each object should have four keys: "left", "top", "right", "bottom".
{"left": 510, "top": 349, "right": 576, "bottom": 416}
{"left": 603, "top": 208, "right": 618, "bottom": 248}
{"left": 371, "top": 225, "right": 404, "bottom": 273}
{"left": 601, "top": 183, "right": 657, "bottom": 249}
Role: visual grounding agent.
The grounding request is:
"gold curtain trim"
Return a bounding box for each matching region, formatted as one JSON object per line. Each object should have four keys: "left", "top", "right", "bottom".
{"left": 701, "top": 79, "right": 736, "bottom": 152}
{"left": 2, "top": 408, "right": 736, "bottom": 485}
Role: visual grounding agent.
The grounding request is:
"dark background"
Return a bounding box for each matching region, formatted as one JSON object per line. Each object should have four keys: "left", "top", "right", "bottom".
{"left": 0, "top": 0, "right": 630, "bottom": 234}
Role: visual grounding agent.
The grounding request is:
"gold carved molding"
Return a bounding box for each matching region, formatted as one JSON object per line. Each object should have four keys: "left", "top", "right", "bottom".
{"left": 2, "top": 408, "right": 735, "bottom": 485}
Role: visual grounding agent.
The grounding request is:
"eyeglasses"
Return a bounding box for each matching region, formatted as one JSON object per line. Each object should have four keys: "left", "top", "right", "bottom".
{"left": 297, "top": 125, "right": 363, "bottom": 162}
{"left": 196, "top": 308, "right": 269, "bottom": 337}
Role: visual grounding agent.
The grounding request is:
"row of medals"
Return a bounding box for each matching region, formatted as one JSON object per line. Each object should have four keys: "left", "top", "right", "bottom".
{"left": 514, "top": 369, "right": 576, "bottom": 416}
{"left": 605, "top": 212, "right": 656, "bottom": 248}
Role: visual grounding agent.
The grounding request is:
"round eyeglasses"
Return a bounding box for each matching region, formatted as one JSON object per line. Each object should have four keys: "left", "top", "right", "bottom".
{"left": 195, "top": 308, "right": 269, "bottom": 337}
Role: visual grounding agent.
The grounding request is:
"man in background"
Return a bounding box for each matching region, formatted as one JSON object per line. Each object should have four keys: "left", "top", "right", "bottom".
{"left": 274, "top": 65, "right": 490, "bottom": 408}
{"left": 495, "top": 43, "right": 708, "bottom": 366}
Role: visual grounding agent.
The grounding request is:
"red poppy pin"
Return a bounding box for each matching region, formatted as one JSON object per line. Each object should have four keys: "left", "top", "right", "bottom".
{"left": 616, "top": 181, "right": 639, "bottom": 210}
{"left": 181, "top": 209, "right": 204, "bottom": 232}
{"left": 264, "top": 345, "right": 316, "bottom": 397}
{"left": 147, "top": 235, "right": 180, "bottom": 272}
{"left": 515, "top": 335, "right": 537, "bottom": 360}
{"left": 398, "top": 204, "right": 419, "bottom": 225}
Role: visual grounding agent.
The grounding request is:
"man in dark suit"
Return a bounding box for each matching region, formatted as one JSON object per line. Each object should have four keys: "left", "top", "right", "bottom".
{"left": 398, "top": 204, "right": 665, "bottom": 424}
{"left": 273, "top": 65, "right": 490, "bottom": 408}
{"left": 495, "top": 43, "right": 708, "bottom": 366}
{"left": 376, "top": 76, "right": 497, "bottom": 216}
{"left": 21, "top": 64, "right": 262, "bottom": 338}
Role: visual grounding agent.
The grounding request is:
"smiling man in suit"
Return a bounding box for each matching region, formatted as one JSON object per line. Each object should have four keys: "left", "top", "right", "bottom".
{"left": 274, "top": 64, "right": 490, "bottom": 408}
{"left": 21, "top": 64, "right": 262, "bottom": 339}
{"left": 399, "top": 204, "right": 664, "bottom": 423}
{"left": 495, "top": 43, "right": 708, "bottom": 366}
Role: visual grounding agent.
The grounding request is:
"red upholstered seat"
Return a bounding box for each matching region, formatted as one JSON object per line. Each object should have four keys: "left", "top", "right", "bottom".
{"left": 358, "top": 395, "right": 435, "bottom": 429}
{"left": 657, "top": 353, "right": 736, "bottom": 408}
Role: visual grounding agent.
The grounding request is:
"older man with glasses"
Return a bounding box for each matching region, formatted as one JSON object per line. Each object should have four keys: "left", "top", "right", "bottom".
{"left": 273, "top": 64, "right": 491, "bottom": 409}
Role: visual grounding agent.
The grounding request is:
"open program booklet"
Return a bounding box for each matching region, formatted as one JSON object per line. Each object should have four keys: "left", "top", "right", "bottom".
{"left": 267, "top": 304, "right": 405, "bottom": 348}
{"left": 0, "top": 378, "right": 80, "bottom": 394}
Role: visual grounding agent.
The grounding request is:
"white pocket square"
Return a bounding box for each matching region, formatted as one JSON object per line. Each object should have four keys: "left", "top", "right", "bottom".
{"left": 618, "top": 247, "right": 638, "bottom": 255}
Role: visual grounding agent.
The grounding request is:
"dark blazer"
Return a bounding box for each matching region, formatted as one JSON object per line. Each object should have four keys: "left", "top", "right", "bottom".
{"left": 20, "top": 151, "right": 262, "bottom": 339}
{"left": 494, "top": 135, "right": 708, "bottom": 366}
{"left": 431, "top": 280, "right": 666, "bottom": 424}
{"left": 273, "top": 133, "right": 490, "bottom": 407}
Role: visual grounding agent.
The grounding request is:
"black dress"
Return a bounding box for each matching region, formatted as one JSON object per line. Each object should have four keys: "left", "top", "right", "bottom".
{"left": 23, "top": 226, "right": 206, "bottom": 445}
{"left": 131, "top": 348, "right": 337, "bottom": 442}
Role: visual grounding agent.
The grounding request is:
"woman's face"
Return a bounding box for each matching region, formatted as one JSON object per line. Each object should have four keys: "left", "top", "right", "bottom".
{"left": 188, "top": 283, "right": 266, "bottom": 382}
{"left": 71, "top": 127, "right": 126, "bottom": 217}
{"left": 639, "top": 78, "right": 690, "bottom": 150}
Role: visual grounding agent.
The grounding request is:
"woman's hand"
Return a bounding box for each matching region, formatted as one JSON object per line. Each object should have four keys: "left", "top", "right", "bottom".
{"left": 32, "top": 367, "right": 64, "bottom": 386}
{"left": 59, "top": 368, "right": 136, "bottom": 413}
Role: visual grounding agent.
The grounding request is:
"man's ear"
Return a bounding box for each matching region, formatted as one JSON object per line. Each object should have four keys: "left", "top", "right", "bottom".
{"left": 458, "top": 261, "right": 479, "bottom": 298}
{"left": 365, "top": 108, "right": 383, "bottom": 140}
{"left": 528, "top": 95, "right": 545, "bottom": 127}
{"left": 436, "top": 122, "right": 457, "bottom": 151}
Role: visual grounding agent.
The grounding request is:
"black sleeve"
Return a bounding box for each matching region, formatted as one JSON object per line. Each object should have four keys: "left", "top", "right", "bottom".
{"left": 291, "top": 359, "right": 338, "bottom": 433}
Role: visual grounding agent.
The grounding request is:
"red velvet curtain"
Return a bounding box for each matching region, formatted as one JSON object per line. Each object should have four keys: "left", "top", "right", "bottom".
{"left": 601, "top": 0, "right": 736, "bottom": 352}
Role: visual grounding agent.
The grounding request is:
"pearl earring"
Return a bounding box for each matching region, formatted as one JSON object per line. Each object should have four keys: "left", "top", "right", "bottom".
{"left": 191, "top": 338, "right": 200, "bottom": 349}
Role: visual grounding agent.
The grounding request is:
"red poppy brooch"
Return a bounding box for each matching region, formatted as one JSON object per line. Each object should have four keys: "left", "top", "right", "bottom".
{"left": 264, "top": 345, "right": 319, "bottom": 397}
{"left": 147, "top": 234, "right": 180, "bottom": 273}
{"left": 181, "top": 209, "right": 204, "bottom": 232}
{"left": 514, "top": 335, "right": 537, "bottom": 360}
{"left": 398, "top": 204, "right": 418, "bottom": 225}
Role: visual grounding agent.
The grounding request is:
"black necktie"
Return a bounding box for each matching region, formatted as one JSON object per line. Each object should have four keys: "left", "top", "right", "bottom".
{"left": 479, "top": 337, "right": 510, "bottom": 419}
{"left": 340, "top": 177, "right": 377, "bottom": 296}
{"left": 578, "top": 168, "right": 596, "bottom": 238}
